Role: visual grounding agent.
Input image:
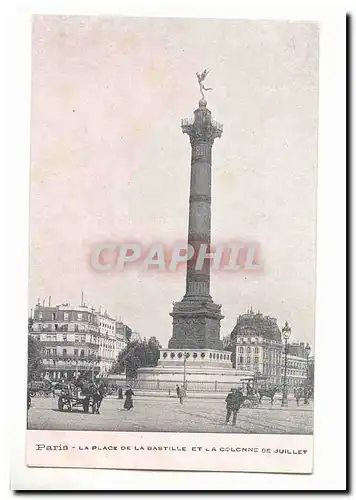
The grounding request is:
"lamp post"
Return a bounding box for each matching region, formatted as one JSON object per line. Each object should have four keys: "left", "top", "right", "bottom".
{"left": 281, "top": 321, "right": 291, "bottom": 407}
{"left": 91, "top": 354, "right": 96, "bottom": 382}
{"left": 304, "top": 343, "right": 311, "bottom": 404}
{"left": 183, "top": 352, "right": 189, "bottom": 396}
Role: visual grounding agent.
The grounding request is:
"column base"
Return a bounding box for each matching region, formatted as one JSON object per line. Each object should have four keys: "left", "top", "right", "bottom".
{"left": 168, "top": 298, "right": 223, "bottom": 350}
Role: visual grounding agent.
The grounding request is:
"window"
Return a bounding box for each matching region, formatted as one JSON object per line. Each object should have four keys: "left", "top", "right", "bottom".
{"left": 74, "top": 325, "right": 79, "bottom": 332}
{"left": 239, "top": 356, "right": 243, "bottom": 364}
{"left": 80, "top": 349, "right": 85, "bottom": 358}
{"left": 52, "top": 313, "right": 56, "bottom": 321}
{"left": 38, "top": 312, "right": 43, "bottom": 320}
{"left": 77, "top": 313, "right": 82, "bottom": 321}
{"left": 63, "top": 348, "right": 67, "bottom": 357}
{"left": 74, "top": 349, "right": 78, "bottom": 357}
{"left": 254, "top": 347, "right": 259, "bottom": 353}
{"left": 46, "top": 349, "right": 51, "bottom": 357}
{"left": 54, "top": 324, "right": 58, "bottom": 330}
{"left": 81, "top": 336, "right": 86, "bottom": 343}
{"left": 52, "top": 348, "right": 57, "bottom": 356}
{"left": 64, "top": 312, "right": 69, "bottom": 321}
{"left": 75, "top": 335, "right": 79, "bottom": 342}
{"left": 63, "top": 335, "right": 67, "bottom": 342}
{"left": 247, "top": 347, "right": 251, "bottom": 353}
{"left": 254, "top": 356, "right": 259, "bottom": 363}
{"left": 238, "top": 347, "right": 243, "bottom": 353}
{"left": 247, "top": 357, "right": 251, "bottom": 364}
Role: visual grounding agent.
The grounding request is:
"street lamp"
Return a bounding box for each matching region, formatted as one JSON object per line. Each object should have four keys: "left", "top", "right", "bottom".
{"left": 304, "top": 343, "right": 311, "bottom": 404}
{"left": 183, "top": 352, "right": 189, "bottom": 396}
{"left": 281, "top": 321, "right": 291, "bottom": 407}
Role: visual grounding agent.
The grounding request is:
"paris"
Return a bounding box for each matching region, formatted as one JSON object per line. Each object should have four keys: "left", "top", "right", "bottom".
{"left": 27, "top": 17, "right": 316, "bottom": 451}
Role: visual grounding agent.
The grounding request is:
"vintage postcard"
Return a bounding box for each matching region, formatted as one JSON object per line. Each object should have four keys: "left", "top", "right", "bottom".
{"left": 25, "top": 14, "right": 319, "bottom": 475}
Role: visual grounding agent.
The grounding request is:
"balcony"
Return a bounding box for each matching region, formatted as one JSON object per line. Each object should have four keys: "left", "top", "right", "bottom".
{"left": 43, "top": 362, "right": 101, "bottom": 371}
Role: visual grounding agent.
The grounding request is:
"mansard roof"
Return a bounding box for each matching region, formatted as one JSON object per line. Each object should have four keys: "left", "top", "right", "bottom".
{"left": 231, "top": 309, "right": 282, "bottom": 342}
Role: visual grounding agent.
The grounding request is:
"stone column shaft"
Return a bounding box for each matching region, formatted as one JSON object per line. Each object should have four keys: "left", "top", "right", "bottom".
{"left": 167, "top": 99, "right": 224, "bottom": 350}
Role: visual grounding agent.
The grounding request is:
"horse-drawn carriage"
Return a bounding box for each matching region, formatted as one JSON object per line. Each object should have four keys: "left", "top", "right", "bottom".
{"left": 239, "top": 376, "right": 281, "bottom": 407}
{"left": 241, "top": 393, "right": 260, "bottom": 408}
{"left": 57, "top": 380, "right": 107, "bottom": 414}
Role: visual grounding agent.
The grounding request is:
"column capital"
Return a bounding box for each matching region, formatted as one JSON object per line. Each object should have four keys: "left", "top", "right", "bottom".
{"left": 181, "top": 105, "right": 223, "bottom": 146}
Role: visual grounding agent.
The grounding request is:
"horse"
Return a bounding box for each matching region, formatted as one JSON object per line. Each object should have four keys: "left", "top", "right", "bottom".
{"left": 72, "top": 377, "right": 107, "bottom": 414}
{"left": 257, "top": 386, "right": 280, "bottom": 406}
{"left": 89, "top": 381, "right": 107, "bottom": 414}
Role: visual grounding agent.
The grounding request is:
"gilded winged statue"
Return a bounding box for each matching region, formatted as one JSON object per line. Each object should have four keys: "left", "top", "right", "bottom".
{"left": 196, "top": 69, "right": 213, "bottom": 99}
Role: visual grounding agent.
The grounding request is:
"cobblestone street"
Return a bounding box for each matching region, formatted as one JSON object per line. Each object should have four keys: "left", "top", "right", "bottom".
{"left": 28, "top": 396, "right": 313, "bottom": 434}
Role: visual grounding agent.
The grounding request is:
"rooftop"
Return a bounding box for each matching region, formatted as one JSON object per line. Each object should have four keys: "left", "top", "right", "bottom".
{"left": 231, "top": 308, "right": 282, "bottom": 342}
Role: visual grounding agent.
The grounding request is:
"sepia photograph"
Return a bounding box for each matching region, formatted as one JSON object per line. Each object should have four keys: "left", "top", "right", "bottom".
{"left": 27, "top": 16, "right": 318, "bottom": 440}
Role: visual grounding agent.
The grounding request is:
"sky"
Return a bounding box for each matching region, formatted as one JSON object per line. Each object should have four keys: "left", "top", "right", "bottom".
{"left": 29, "top": 16, "right": 319, "bottom": 348}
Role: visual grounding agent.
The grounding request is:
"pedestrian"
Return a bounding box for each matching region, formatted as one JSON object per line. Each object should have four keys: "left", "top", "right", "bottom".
{"left": 176, "top": 385, "right": 183, "bottom": 404}
{"left": 179, "top": 386, "right": 185, "bottom": 404}
{"left": 294, "top": 387, "right": 301, "bottom": 407}
{"left": 118, "top": 386, "right": 123, "bottom": 400}
{"left": 225, "top": 388, "right": 244, "bottom": 426}
{"left": 124, "top": 387, "right": 134, "bottom": 410}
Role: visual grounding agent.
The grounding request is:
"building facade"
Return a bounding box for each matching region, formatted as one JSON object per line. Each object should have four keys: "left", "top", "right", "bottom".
{"left": 280, "top": 342, "right": 309, "bottom": 390}
{"left": 116, "top": 321, "right": 132, "bottom": 349}
{"left": 30, "top": 303, "right": 130, "bottom": 380}
{"left": 230, "top": 309, "right": 283, "bottom": 386}
{"left": 96, "top": 311, "right": 118, "bottom": 375}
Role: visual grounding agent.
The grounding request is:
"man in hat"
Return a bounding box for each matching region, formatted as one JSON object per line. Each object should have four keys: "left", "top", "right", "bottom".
{"left": 225, "top": 388, "right": 244, "bottom": 426}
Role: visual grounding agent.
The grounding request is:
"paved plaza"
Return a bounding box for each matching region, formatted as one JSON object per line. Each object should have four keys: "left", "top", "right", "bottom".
{"left": 28, "top": 396, "right": 313, "bottom": 434}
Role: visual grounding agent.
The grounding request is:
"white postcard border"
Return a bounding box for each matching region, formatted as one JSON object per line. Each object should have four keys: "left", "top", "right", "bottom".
{"left": 5, "top": 0, "right": 347, "bottom": 491}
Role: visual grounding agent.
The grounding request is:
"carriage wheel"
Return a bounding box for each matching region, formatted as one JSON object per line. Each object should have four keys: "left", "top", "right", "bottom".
{"left": 58, "top": 398, "right": 64, "bottom": 411}
{"left": 38, "top": 390, "right": 44, "bottom": 397}
{"left": 29, "top": 391, "right": 36, "bottom": 398}
{"left": 243, "top": 399, "right": 252, "bottom": 408}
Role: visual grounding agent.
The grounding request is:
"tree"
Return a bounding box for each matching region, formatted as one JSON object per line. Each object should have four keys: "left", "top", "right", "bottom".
{"left": 27, "top": 335, "right": 43, "bottom": 381}
{"left": 28, "top": 317, "right": 34, "bottom": 333}
{"left": 110, "top": 336, "right": 162, "bottom": 379}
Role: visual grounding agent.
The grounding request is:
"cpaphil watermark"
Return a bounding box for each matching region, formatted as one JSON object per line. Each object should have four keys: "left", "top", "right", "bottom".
{"left": 89, "top": 241, "right": 263, "bottom": 274}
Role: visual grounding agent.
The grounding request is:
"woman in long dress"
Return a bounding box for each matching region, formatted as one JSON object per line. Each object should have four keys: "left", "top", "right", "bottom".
{"left": 124, "top": 387, "right": 134, "bottom": 410}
